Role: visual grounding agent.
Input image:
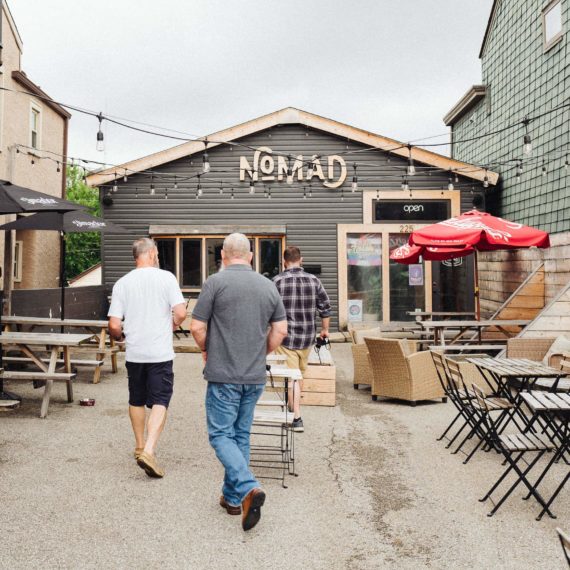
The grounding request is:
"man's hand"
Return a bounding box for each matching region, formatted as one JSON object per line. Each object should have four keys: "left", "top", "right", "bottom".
{"left": 201, "top": 350, "right": 207, "bottom": 364}
{"left": 320, "top": 329, "right": 330, "bottom": 339}
{"left": 108, "top": 317, "right": 124, "bottom": 341}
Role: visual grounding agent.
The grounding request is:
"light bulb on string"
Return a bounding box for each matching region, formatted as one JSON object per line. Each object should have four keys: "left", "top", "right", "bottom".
{"left": 286, "top": 155, "right": 293, "bottom": 185}
{"left": 165, "top": 187, "right": 168, "bottom": 200}
{"left": 96, "top": 113, "right": 105, "bottom": 152}
{"left": 402, "top": 177, "right": 409, "bottom": 192}
{"left": 376, "top": 188, "right": 380, "bottom": 200}
{"left": 407, "top": 145, "right": 416, "bottom": 176}
{"left": 123, "top": 171, "right": 128, "bottom": 183}
{"left": 454, "top": 172, "right": 459, "bottom": 184}
{"left": 351, "top": 163, "right": 358, "bottom": 192}
{"left": 307, "top": 159, "right": 315, "bottom": 179}
{"left": 564, "top": 155, "right": 569, "bottom": 171}
{"left": 308, "top": 186, "right": 312, "bottom": 198}
{"left": 202, "top": 140, "right": 210, "bottom": 173}
{"left": 447, "top": 171, "right": 454, "bottom": 191}
{"left": 150, "top": 172, "right": 155, "bottom": 195}
{"left": 56, "top": 161, "right": 61, "bottom": 173}
{"left": 231, "top": 188, "right": 235, "bottom": 200}
{"left": 219, "top": 182, "right": 224, "bottom": 195}
{"left": 483, "top": 169, "right": 489, "bottom": 188}
{"left": 249, "top": 179, "right": 255, "bottom": 194}
{"left": 542, "top": 160, "right": 547, "bottom": 177}
{"left": 30, "top": 156, "right": 35, "bottom": 166}
{"left": 340, "top": 188, "right": 344, "bottom": 202}
{"left": 135, "top": 187, "right": 138, "bottom": 199}
{"left": 174, "top": 176, "right": 178, "bottom": 190}
{"left": 303, "top": 187, "right": 307, "bottom": 200}
{"left": 197, "top": 177, "right": 203, "bottom": 197}
{"left": 112, "top": 172, "right": 118, "bottom": 193}
{"left": 268, "top": 187, "right": 272, "bottom": 200}
{"left": 517, "top": 160, "right": 523, "bottom": 176}
{"left": 522, "top": 118, "right": 532, "bottom": 155}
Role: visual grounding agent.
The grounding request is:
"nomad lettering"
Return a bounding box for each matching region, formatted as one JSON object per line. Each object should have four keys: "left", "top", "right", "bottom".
{"left": 240, "top": 147, "right": 347, "bottom": 189}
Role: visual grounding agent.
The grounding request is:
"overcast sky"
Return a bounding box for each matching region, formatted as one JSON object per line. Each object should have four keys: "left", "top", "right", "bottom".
{"left": 8, "top": 0, "right": 494, "bottom": 168}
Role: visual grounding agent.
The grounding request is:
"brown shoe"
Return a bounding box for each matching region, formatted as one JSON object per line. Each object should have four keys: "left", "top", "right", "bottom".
{"left": 241, "top": 488, "right": 266, "bottom": 531}
{"left": 136, "top": 451, "right": 165, "bottom": 478}
{"left": 134, "top": 447, "right": 144, "bottom": 460}
{"left": 219, "top": 496, "right": 241, "bottom": 515}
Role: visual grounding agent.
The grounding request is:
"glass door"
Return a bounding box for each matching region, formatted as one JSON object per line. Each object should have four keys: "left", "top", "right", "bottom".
{"left": 388, "top": 234, "right": 425, "bottom": 321}
{"left": 346, "top": 233, "right": 382, "bottom": 323}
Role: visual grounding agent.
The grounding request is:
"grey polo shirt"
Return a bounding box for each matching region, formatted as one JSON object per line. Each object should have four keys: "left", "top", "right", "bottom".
{"left": 192, "top": 264, "right": 287, "bottom": 384}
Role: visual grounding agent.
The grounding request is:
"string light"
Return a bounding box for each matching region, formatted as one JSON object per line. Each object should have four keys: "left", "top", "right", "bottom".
{"left": 522, "top": 118, "right": 532, "bottom": 155}
{"left": 340, "top": 188, "right": 344, "bottom": 201}
{"left": 30, "top": 156, "right": 35, "bottom": 166}
{"left": 219, "top": 181, "right": 224, "bottom": 195}
{"left": 249, "top": 179, "right": 255, "bottom": 194}
{"left": 407, "top": 145, "right": 416, "bottom": 176}
{"left": 542, "top": 160, "right": 547, "bottom": 176}
{"left": 135, "top": 187, "right": 138, "bottom": 199}
{"left": 174, "top": 175, "right": 178, "bottom": 190}
{"left": 56, "top": 161, "right": 61, "bottom": 173}
{"left": 286, "top": 155, "right": 293, "bottom": 185}
{"left": 309, "top": 186, "right": 313, "bottom": 198}
{"left": 231, "top": 187, "right": 235, "bottom": 200}
{"left": 454, "top": 172, "right": 459, "bottom": 184}
{"left": 351, "top": 163, "right": 358, "bottom": 192}
{"left": 123, "top": 171, "right": 128, "bottom": 183}
{"left": 376, "top": 188, "right": 380, "bottom": 199}
{"left": 96, "top": 112, "right": 104, "bottom": 152}
{"left": 165, "top": 187, "right": 168, "bottom": 200}
{"left": 303, "top": 187, "right": 307, "bottom": 200}
{"left": 112, "top": 172, "right": 118, "bottom": 192}
{"left": 483, "top": 168, "right": 489, "bottom": 188}
{"left": 202, "top": 139, "right": 210, "bottom": 173}
{"left": 150, "top": 172, "right": 155, "bottom": 195}
{"left": 402, "top": 177, "right": 409, "bottom": 192}
{"left": 307, "top": 158, "right": 315, "bottom": 178}
{"left": 447, "top": 171, "right": 454, "bottom": 191}
{"left": 564, "top": 155, "right": 569, "bottom": 170}
{"left": 267, "top": 187, "right": 272, "bottom": 200}
{"left": 197, "top": 176, "right": 203, "bottom": 197}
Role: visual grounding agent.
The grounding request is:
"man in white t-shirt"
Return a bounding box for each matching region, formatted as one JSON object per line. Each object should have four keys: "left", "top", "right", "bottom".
{"left": 108, "top": 238, "right": 186, "bottom": 478}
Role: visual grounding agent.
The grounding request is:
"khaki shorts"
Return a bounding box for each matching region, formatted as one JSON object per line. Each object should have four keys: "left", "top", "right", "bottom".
{"left": 274, "top": 345, "right": 312, "bottom": 374}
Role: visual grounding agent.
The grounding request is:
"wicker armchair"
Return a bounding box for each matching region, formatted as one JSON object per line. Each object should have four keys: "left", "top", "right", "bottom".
{"left": 506, "top": 338, "right": 560, "bottom": 366}
{"left": 365, "top": 338, "right": 445, "bottom": 405}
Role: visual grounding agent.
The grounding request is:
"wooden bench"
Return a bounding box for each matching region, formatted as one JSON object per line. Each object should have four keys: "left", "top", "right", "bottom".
{"left": 3, "top": 356, "right": 104, "bottom": 368}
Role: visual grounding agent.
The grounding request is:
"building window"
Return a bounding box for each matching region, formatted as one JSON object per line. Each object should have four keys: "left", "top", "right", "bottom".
{"left": 30, "top": 104, "right": 41, "bottom": 150}
{"left": 543, "top": 0, "right": 563, "bottom": 51}
{"left": 180, "top": 239, "right": 202, "bottom": 288}
{"left": 13, "top": 240, "right": 23, "bottom": 282}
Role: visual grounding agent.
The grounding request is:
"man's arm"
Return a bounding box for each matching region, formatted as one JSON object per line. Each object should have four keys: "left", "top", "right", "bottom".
{"left": 316, "top": 280, "right": 332, "bottom": 338}
{"left": 172, "top": 302, "right": 186, "bottom": 330}
{"left": 108, "top": 316, "right": 124, "bottom": 341}
{"left": 190, "top": 318, "right": 208, "bottom": 362}
{"left": 267, "top": 319, "right": 288, "bottom": 354}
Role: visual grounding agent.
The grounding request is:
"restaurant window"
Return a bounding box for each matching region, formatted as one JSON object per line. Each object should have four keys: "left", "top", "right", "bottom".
{"left": 388, "top": 234, "right": 425, "bottom": 321}
{"left": 180, "top": 239, "right": 201, "bottom": 287}
{"left": 30, "top": 104, "right": 41, "bottom": 150}
{"left": 206, "top": 238, "right": 224, "bottom": 277}
{"left": 347, "top": 233, "right": 382, "bottom": 323}
{"left": 156, "top": 238, "right": 176, "bottom": 275}
{"left": 543, "top": 0, "right": 563, "bottom": 51}
{"left": 259, "top": 238, "right": 281, "bottom": 280}
{"left": 13, "top": 240, "right": 23, "bottom": 282}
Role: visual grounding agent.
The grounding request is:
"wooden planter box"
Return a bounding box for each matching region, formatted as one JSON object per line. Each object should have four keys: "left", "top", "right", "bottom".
{"left": 301, "top": 359, "right": 336, "bottom": 407}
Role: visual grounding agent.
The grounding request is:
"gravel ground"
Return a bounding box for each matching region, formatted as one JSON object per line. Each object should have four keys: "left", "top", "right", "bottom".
{"left": 0, "top": 344, "right": 568, "bottom": 569}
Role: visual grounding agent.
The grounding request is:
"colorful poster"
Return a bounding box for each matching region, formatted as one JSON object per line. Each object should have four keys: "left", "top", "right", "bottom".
{"left": 348, "top": 300, "right": 363, "bottom": 322}
{"left": 347, "top": 234, "right": 382, "bottom": 266}
{"left": 409, "top": 264, "right": 424, "bottom": 286}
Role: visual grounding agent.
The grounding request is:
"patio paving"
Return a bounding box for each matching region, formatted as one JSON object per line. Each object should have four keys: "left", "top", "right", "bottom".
{"left": 0, "top": 344, "right": 568, "bottom": 569}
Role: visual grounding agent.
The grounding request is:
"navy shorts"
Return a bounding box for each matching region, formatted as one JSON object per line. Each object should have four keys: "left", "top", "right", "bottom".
{"left": 126, "top": 360, "right": 174, "bottom": 409}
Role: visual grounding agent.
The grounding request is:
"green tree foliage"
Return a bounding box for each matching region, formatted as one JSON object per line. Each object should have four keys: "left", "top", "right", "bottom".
{"left": 65, "top": 166, "right": 101, "bottom": 279}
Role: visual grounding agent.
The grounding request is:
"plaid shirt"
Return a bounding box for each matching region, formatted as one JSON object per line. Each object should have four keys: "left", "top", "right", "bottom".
{"left": 273, "top": 267, "right": 332, "bottom": 350}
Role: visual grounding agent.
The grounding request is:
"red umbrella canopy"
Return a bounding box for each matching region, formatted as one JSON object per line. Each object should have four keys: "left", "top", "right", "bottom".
{"left": 409, "top": 210, "right": 550, "bottom": 251}
{"left": 389, "top": 243, "right": 475, "bottom": 265}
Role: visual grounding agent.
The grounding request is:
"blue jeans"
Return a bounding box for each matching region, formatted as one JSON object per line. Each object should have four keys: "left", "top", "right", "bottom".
{"left": 205, "top": 382, "right": 265, "bottom": 507}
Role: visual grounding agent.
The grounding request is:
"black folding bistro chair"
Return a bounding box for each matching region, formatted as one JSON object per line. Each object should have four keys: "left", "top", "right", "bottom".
{"left": 472, "top": 383, "right": 556, "bottom": 518}
{"left": 249, "top": 366, "right": 298, "bottom": 488}
{"left": 557, "top": 528, "right": 570, "bottom": 567}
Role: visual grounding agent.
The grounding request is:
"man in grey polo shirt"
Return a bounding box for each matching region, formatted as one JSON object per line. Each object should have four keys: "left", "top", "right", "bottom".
{"left": 191, "top": 233, "right": 287, "bottom": 532}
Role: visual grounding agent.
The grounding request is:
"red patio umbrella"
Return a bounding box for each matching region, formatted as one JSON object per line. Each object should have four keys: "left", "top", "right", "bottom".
{"left": 390, "top": 210, "right": 550, "bottom": 319}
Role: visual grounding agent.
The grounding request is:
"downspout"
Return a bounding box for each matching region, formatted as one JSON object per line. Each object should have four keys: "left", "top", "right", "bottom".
{"left": 62, "top": 117, "right": 68, "bottom": 197}
{"left": 0, "top": 0, "right": 3, "bottom": 66}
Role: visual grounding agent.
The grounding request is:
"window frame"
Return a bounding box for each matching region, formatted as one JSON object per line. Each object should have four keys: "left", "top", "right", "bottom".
{"left": 29, "top": 102, "right": 42, "bottom": 150}
{"left": 543, "top": 0, "right": 564, "bottom": 52}
{"left": 13, "top": 240, "right": 23, "bottom": 282}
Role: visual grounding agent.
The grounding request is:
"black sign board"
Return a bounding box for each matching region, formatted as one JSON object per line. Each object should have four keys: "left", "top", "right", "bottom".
{"left": 374, "top": 200, "right": 450, "bottom": 223}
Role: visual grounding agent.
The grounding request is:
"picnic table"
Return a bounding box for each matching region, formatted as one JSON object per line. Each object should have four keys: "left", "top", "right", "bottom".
{"left": 419, "top": 319, "right": 531, "bottom": 346}
{"left": 0, "top": 332, "right": 94, "bottom": 417}
{"left": 520, "top": 391, "right": 570, "bottom": 520}
{"left": 2, "top": 316, "right": 118, "bottom": 383}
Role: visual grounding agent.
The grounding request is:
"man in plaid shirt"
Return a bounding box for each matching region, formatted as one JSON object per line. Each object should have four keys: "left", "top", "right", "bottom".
{"left": 273, "top": 246, "right": 331, "bottom": 432}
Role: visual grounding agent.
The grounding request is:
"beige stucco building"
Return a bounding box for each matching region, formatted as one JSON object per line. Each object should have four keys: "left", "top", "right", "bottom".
{"left": 0, "top": 1, "right": 70, "bottom": 297}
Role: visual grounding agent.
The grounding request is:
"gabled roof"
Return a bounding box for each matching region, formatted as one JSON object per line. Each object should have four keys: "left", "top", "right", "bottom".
{"left": 12, "top": 71, "right": 71, "bottom": 120}
{"left": 479, "top": 0, "right": 501, "bottom": 59}
{"left": 443, "top": 85, "right": 487, "bottom": 126}
{"left": 86, "top": 107, "right": 498, "bottom": 187}
{"left": 3, "top": 1, "right": 23, "bottom": 53}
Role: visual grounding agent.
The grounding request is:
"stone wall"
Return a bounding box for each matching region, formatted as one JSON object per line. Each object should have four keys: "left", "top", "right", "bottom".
{"left": 479, "top": 231, "right": 570, "bottom": 316}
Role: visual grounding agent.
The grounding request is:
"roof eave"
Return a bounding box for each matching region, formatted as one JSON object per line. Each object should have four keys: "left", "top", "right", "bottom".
{"left": 11, "top": 71, "right": 71, "bottom": 120}
{"left": 443, "top": 85, "right": 487, "bottom": 126}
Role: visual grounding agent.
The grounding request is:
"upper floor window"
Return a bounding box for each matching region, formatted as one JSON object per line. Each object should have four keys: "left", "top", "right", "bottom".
{"left": 30, "top": 104, "right": 41, "bottom": 150}
{"left": 543, "top": 0, "right": 563, "bottom": 51}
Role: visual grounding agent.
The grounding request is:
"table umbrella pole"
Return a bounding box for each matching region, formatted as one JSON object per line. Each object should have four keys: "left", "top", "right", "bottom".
{"left": 474, "top": 250, "right": 481, "bottom": 321}
{"left": 60, "top": 231, "right": 66, "bottom": 333}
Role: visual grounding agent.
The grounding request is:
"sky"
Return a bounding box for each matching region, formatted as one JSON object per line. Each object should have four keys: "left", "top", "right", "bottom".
{"left": 7, "top": 0, "right": 495, "bottom": 168}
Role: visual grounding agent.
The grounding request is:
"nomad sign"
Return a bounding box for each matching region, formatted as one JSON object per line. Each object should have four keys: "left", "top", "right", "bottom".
{"left": 240, "top": 146, "right": 347, "bottom": 189}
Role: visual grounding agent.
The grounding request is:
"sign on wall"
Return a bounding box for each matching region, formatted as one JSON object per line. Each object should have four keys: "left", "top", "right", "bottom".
{"left": 348, "top": 300, "right": 363, "bottom": 322}
{"left": 347, "top": 234, "right": 382, "bottom": 266}
{"left": 374, "top": 200, "right": 450, "bottom": 223}
{"left": 240, "top": 146, "right": 347, "bottom": 189}
{"left": 409, "top": 264, "right": 424, "bottom": 286}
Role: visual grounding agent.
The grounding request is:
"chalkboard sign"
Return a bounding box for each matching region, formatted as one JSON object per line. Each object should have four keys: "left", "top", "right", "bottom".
{"left": 374, "top": 200, "right": 450, "bottom": 223}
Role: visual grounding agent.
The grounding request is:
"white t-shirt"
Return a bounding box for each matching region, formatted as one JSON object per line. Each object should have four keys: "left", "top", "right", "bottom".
{"left": 108, "top": 267, "right": 185, "bottom": 363}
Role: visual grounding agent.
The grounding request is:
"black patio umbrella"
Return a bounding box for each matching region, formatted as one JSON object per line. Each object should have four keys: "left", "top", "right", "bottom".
{"left": 0, "top": 180, "right": 87, "bottom": 214}
{"left": 0, "top": 210, "right": 127, "bottom": 324}
{"left": 0, "top": 181, "right": 86, "bottom": 400}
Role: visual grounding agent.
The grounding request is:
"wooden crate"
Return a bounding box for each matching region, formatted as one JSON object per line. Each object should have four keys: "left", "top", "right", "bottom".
{"left": 301, "top": 363, "right": 336, "bottom": 407}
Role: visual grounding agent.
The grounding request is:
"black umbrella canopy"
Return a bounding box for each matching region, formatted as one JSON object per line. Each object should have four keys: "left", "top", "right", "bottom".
{"left": 0, "top": 180, "right": 86, "bottom": 214}
{"left": 0, "top": 210, "right": 127, "bottom": 233}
